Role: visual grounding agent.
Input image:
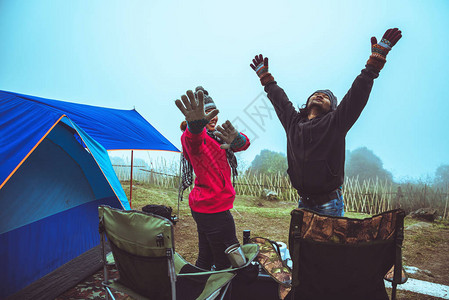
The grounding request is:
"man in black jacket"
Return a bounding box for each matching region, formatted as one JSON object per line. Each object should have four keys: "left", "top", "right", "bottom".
{"left": 250, "top": 28, "right": 402, "bottom": 216}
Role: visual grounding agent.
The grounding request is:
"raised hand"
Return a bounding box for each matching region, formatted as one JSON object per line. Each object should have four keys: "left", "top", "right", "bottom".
{"left": 250, "top": 54, "right": 274, "bottom": 86}
{"left": 371, "top": 28, "right": 402, "bottom": 49}
{"left": 214, "top": 120, "right": 240, "bottom": 149}
{"left": 250, "top": 54, "right": 269, "bottom": 77}
{"left": 367, "top": 28, "right": 402, "bottom": 71}
{"left": 175, "top": 90, "right": 219, "bottom": 133}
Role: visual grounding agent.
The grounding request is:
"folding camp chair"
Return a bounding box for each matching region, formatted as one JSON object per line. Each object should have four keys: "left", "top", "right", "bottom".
{"left": 288, "top": 208, "right": 406, "bottom": 300}
{"left": 98, "top": 205, "right": 259, "bottom": 300}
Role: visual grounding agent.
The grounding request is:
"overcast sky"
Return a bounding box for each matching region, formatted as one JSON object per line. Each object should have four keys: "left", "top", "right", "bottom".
{"left": 1, "top": 0, "right": 448, "bottom": 182}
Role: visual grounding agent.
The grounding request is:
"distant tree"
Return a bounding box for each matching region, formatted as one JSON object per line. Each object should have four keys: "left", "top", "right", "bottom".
{"left": 344, "top": 149, "right": 351, "bottom": 171}
{"left": 234, "top": 152, "right": 249, "bottom": 175}
{"left": 433, "top": 164, "right": 449, "bottom": 189}
{"left": 345, "top": 147, "right": 393, "bottom": 182}
{"left": 248, "top": 149, "right": 288, "bottom": 176}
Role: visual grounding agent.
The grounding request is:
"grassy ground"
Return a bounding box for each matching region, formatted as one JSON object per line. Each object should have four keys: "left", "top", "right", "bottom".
{"left": 123, "top": 182, "right": 449, "bottom": 299}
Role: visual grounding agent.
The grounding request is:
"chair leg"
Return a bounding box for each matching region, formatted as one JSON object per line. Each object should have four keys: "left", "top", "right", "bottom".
{"left": 105, "top": 286, "right": 116, "bottom": 300}
{"left": 217, "top": 281, "right": 231, "bottom": 300}
{"left": 167, "top": 249, "right": 177, "bottom": 300}
{"left": 101, "top": 232, "right": 110, "bottom": 300}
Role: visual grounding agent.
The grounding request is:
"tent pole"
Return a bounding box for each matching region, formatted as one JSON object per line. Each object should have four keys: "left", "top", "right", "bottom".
{"left": 177, "top": 152, "right": 183, "bottom": 219}
{"left": 130, "top": 150, "right": 134, "bottom": 208}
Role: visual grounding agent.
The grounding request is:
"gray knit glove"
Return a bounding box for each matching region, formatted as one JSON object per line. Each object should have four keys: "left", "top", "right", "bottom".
{"left": 215, "top": 120, "right": 246, "bottom": 150}
{"left": 175, "top": 90, "right": 219, "bottom": 134}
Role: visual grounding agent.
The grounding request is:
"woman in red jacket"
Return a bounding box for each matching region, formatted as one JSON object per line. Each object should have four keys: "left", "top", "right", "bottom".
{"left": 176, "top": 86, "right": 250, "bottom": 270}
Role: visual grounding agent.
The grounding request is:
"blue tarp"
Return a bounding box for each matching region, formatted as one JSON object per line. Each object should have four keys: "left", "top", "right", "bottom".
{"left": 0, "top": 90, "right": 180, "bottom": 298}
{"left": 0, "top": 90, "right": 180, "bottom": 188}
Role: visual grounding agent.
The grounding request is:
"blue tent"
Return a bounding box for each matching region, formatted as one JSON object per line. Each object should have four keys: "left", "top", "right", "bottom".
{"left": 0, "top": 90, "right": 179, "bottom": 299}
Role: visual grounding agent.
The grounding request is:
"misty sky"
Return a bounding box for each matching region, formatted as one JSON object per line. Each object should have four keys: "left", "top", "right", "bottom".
{"left": 1, "top": 0, "right": 448, "bottom": 182}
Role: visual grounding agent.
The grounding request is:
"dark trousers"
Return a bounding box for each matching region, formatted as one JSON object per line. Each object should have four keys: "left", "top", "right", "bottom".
{"left": 191, "top": 209, "right": 239, "bottom": 271}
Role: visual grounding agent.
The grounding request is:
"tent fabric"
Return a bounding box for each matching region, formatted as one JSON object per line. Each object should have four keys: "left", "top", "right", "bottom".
{"left": 68, "top": 120, "right": 128, "bottom": 209}
{"left": 0, "top": 121, "right": 129, "bottom": 235}
{"left": 0, "top": 120, "right": 128, "bottom": 298}
{"left": 0, "top": 90, "right": 180, "bottom": 188}
{"left": 0, "top": 90, "right": 179, "bottom": 299}
{"left": 0, "top": 197, "right": 118, "bottom": 298}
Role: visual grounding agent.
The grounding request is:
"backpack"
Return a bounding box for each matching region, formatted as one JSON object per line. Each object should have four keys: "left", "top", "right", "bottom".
{"left": 141, "top": 204, "right": 178, "bottom": 224}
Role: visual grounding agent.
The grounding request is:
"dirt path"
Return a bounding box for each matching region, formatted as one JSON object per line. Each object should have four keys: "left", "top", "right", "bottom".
{"left": 402, "top": 222, "right": 449, "bottom": 285}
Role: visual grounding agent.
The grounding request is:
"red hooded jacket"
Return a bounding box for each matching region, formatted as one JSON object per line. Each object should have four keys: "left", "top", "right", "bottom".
{"left": 181, "top": 128, "right": 250, "bottom": 213}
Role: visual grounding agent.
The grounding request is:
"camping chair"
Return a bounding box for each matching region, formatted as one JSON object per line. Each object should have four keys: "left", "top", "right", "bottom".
{"left": 98, "top": 205, "right": 259, "bottom": 300}
{"left": 288, "top": 208, "right": 406, "bottom": 300}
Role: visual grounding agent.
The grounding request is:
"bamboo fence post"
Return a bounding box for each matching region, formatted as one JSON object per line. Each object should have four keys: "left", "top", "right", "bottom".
{"left": 345, "top": 177, "right": 353, "bottom": 212}
{"left": 245, "top": 174, "right": 250, "bottom": 196}
{"left": 387, "top": 183, "right": 393, "bottom": 210}
{"left": 354, "top": 177, "right": 361, "bottom": 213}
{"left": 374, "top": 177, "right": 379, "bottom": 214}
{"left": 363, "top": 178, "right": 369, "bottom": 214}
{"left": 444, "top": 184, "right": 448, "bottom": 220}
{"left": 345, "top": 177, "right": 350, "bottom": 212}
{"left": 344, "top": 177, "right": 349, "bottom": 211}
{"left": 355, "top": 177, "right": 362, "bottom": 213}
{"left": 383, "top": 179, "right": 388, "bottom": 213}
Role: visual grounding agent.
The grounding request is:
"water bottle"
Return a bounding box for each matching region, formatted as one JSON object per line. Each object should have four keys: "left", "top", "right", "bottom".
{"left": 243, "top": 230, "right": 251, "bottom": 244}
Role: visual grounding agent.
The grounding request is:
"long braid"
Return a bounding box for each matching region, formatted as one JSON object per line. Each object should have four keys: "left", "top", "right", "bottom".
{"left": 180, "top": 153, "right": 193, "bottom": 189}
{"left": 206, "top": 130, "right": 239, "bottom": 184}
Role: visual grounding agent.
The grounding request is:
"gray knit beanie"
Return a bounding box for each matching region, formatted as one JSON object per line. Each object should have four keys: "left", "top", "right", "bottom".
{"left": 195, "top": 86, "right": 216, "bottom": 111}
{"left": 306, "top": 89, "right": 338, "bottom": 111}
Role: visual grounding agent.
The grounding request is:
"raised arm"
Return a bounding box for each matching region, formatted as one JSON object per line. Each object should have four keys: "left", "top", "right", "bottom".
{"left": 250, "top": 54, "right": 299, "bottom": 131}
{"left": 336, "top": 28, "right": 402, "bottom": 133}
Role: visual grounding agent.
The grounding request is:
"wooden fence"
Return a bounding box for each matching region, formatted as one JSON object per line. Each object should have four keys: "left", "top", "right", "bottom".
{"left": 113, "top": 165, "right": 449, "bottom": 219}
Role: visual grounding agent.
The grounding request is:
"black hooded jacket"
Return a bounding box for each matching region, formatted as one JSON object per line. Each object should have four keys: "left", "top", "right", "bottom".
{"left": 264, "top": 65, "right": 380, "bottom": 196}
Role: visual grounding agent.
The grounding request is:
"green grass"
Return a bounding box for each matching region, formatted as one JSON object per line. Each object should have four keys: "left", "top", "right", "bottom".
{"left": 234, "top": 205, "right": 295, "bottom": 218}
{"left": 121, "top": 183, "right": 449, "bottom": 265}
{"left": 121, "top": 182, "right": 188, "bottom": 212}
{"left": 344, "top": 212, "right": 372, "bottom": 219}
{"left": 122, "top": 182, "right": 389, "bottom": 220}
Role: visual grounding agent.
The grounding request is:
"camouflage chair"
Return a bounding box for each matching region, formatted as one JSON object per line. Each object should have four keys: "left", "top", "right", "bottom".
{"left": 249, "top": 237, "right": 292, "bottom": 300}
{"left": 98, "top": 205, "right": 259, "bottom": 300}
{"left": 288, "top": 208, "right": 406, "bottom": 300}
